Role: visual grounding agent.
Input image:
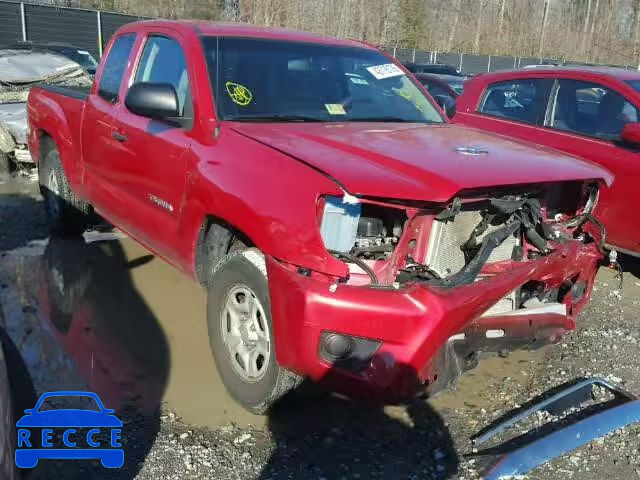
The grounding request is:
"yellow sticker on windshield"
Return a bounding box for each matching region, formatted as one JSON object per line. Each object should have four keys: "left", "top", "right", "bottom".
{"left": 226, "top": 81, "right": 253, "bottom": 106}
{"left": 325, "top": 103, "right": 346, "bottom": 115}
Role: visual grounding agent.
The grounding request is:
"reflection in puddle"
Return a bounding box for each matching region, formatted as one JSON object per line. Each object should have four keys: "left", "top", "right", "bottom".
{"left": 0, "top": 236, "right": 170, "bottom": 478}
{"left": 1, "top": 234, "right": 263, "bottom": 430}
{"left": 38, "top": 237, "right": 168, "bottom": 414}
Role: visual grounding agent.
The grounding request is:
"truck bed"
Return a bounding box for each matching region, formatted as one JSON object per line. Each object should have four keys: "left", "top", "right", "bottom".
{"left": 39, "top": 84, "right": 89, "bottom": 101}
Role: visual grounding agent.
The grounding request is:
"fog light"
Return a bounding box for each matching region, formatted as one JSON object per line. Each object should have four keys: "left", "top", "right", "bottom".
{"left": 322, "top": 333, "right": 353, "bottom": 360}
{"left": 319, "top": 331, "right": 381, "bottom": 372}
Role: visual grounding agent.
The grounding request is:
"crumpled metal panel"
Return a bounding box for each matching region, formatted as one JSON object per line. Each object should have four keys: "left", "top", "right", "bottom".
{"left": 0, "top": 103, "right": 27, "bottom": 145}
{"left": 0, "top": 49, "right": 82, "bottom": 84}
{"left": 474, "top": 377, "right": 640, "bottom": 480}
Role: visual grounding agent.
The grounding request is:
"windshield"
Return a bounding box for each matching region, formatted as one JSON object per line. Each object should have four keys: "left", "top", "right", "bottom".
{"left": 202, "top": 37, "right": 444, "bottom": 123}
{"left": 50, "top": 47, "right": 98, "bottom": 72}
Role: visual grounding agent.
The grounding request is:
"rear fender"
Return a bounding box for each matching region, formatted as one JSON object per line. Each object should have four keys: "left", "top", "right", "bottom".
{"left": 28, "top": 89, "right": 83, "bottom": 187}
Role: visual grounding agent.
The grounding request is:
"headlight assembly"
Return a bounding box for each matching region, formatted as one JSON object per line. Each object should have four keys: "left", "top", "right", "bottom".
{"left": 319, "top": 194, "right": 361, "bottom": 253}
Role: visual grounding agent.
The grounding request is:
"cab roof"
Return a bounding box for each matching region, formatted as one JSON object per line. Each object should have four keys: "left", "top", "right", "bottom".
{"left": 477, "top": 65, "right": 640, "bottom": 82}
{"left": 121, "top": 20, "right": 374, "bottom": 50}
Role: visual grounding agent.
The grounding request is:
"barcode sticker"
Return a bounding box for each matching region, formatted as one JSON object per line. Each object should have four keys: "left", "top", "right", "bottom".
{"left": 366, "top": 63, "right": 405, "bottom": 80}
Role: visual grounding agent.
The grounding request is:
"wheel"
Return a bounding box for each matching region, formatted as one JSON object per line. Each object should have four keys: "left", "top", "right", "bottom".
{"left": 0, "top": 152, "right": 10, "bottom": 181}
{"left": 43, "top": 237, "right": 91, "bottom": 334}
{"left": 207, "top": 249, "right": 300, "bottom": 414}
{"left": 39, "top": 141, "right": 90, "bottom": 235}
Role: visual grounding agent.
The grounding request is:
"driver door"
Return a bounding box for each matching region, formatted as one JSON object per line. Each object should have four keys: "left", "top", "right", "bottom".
{"left": 109, "top": 31, "right": 195, "bottom": 263}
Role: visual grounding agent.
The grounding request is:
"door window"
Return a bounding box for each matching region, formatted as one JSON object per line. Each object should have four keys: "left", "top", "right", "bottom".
{"left": 547, "top": 79, "right": 639, "bottom": 140}
{"left": 97, "top": 33, "right": 136, "bottom": 103}
{"left": 134, "top": 35, "right": 192, "bottom": 119}
{"left": 478, "top": 79, "right": 550, "bottom": 124}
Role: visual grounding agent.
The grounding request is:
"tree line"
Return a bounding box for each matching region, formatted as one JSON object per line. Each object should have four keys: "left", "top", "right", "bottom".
{"left": 57, "top": 0, "right": 640, "bottom": 66}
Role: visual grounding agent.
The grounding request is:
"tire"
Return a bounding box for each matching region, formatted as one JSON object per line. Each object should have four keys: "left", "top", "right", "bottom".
{"left": 207, "top": 249, "right": 300, "bottom": 414}
{"left": 39, "top": 142, "right": 90, "bottom": 235}
{"left": 196, "top": 222, "right": 248, "bottom": 286}
{"left": 0, "top": 152, "right": 10, "bottom": 181}
{"left": 44, "top": 237, "right": 92, "bottom": 334}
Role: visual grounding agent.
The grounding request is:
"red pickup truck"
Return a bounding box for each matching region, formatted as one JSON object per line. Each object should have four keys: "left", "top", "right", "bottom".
{"left": 27, "top": 20, "right": 610, "bottom": 413}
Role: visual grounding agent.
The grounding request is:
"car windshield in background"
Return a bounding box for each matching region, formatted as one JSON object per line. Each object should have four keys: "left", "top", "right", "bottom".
{"left": 202, "top": 37, "right": 444, "bottom": 124}
{"left": 49, "top": 47, "right": 98, "bottom": 73}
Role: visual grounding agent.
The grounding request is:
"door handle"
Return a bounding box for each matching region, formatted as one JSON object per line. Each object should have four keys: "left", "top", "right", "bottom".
{"left": 112, "top": 131, "right": 127, "bottom": 142}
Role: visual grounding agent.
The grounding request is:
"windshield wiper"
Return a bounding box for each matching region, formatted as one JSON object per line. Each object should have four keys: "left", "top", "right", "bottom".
{"left": 349, "top": 116, "right": 421, "bottom": 123}
{"left": 226, "top": 114, "right": 327, "bottom": 122}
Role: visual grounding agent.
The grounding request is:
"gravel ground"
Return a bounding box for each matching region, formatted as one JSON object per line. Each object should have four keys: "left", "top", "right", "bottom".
{"left": 0, "top": 176, "right": 638, "bottom": 479}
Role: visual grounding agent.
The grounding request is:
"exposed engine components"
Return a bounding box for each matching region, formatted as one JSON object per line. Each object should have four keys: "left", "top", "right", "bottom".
{"left": 323, "top": 183, "right": 604, "bottom": 291}
{"left": 352, "top": 216, "right": 397, "bottom": 259}
{"left": 350, "top": 205, "right": 406, "bottom": 261}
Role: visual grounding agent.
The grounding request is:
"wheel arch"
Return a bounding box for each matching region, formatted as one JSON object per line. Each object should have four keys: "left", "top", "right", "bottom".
{"left": 194, "top": 213, "right": 257, "bottom": 285}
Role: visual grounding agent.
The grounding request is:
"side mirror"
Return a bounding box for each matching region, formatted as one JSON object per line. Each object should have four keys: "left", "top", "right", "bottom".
{"left": 125, "top": 82, "right": 179, "bottom": 120}
{"left": 434, "top": 94, "right": 456, "bottom": 118}
{"left": 620, "top": 122, "right": 640, "bottom": 145}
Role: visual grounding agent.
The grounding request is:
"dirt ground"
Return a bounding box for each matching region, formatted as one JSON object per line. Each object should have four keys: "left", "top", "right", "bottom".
{"left": 0, "top": 176, "right": 638, "bottom": 479}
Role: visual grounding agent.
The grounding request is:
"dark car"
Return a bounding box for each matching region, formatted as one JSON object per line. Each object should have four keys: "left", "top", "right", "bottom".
{"left": 402, "top": 62, "right": 463, "bottom": 77}
{"left": 8, "top": 42, "right": 98, "bottom": 75}
{"left": 416, "top": 73, "right": 465, "bottom": 96}
{"left": 414, "top": 73, "right": 462, "bottom": 117}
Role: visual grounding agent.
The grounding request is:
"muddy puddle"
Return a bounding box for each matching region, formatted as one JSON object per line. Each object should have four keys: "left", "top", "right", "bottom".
{"left": 0, "top": 212, "right": 545, "bottom": 433}
{"left": 0, "top": 234, "right": 264, "bottom": 429}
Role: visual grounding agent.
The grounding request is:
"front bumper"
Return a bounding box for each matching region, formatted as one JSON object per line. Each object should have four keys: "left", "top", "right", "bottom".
{"left": 267, "top": 240, "right": 601, "bottom": 398}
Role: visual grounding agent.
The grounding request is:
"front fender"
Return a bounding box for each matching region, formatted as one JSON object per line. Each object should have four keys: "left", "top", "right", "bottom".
{"left": 176, "top": 129, "right": 350, "bottom": 278}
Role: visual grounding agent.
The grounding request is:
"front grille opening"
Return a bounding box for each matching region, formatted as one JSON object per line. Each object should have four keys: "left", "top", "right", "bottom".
{"left": 424, "top": 207, "right": 520, "bottom": 279}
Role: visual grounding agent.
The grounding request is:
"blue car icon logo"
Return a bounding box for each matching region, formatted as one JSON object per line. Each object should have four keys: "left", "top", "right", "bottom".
{"left": 15, "top": 391, "right": 124, "bottom": 468}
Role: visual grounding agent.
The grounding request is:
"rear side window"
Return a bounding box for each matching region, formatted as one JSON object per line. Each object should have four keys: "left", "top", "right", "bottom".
{"left": 547, "top": 79, "right": 639, "bottom": 141}
{"left": 134, "top": 35, "right": 192, "bottom": 118}
{"left": 478, "top": 79, "right": 550, "bottom": 124}
{"left": 98, "top": 33, "right": 136, "bottom": 103}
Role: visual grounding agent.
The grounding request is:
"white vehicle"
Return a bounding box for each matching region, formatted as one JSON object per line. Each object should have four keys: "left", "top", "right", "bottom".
{"left": 0, "top": 49, "right": 91, "bottom": 178}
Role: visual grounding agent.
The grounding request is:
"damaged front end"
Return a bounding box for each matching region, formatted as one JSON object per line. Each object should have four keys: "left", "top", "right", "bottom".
{"left": 267, "top": 180, "right": 605, "bottom": 397}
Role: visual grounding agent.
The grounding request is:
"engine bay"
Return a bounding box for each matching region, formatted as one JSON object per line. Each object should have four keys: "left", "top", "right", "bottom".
{"left": 321, "top": 181, "right": 603, "bottom": 295}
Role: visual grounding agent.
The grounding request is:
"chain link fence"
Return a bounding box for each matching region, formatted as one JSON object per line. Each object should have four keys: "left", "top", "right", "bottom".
{"left": 0, "top": 0, "right": 145, "bottom": 57}
{"left": 0, "top": 0, "right": 636, "bottom": 73}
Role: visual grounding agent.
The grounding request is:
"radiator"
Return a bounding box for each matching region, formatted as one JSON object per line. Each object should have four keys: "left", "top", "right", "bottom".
{"left": 424, "top": 210, "right": 518, "bottom": 316}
